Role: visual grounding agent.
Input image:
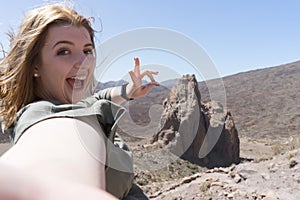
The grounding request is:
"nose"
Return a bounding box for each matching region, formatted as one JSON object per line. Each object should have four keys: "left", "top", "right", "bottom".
{"left": 73, "top": 51, "right": 85, "bottom": 69}
{"left": 74, "top": 52, "right": 94, "bottom": 70}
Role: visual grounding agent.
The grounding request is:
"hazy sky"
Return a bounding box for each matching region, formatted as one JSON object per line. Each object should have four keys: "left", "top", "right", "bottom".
{"left": 0, "top": 0, "right": 299, "bottom": 82}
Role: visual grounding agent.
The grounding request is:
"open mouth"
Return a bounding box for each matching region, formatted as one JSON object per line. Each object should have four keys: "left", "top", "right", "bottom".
{"left": 66, "top": 76, "right": 86, "bottom": 90}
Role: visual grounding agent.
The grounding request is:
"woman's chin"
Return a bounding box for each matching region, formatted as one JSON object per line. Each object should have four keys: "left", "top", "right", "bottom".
{"left": 64, "top": 85, "right": 86, "bottom": 103}
{"left": 69, "top": 92, "right": 86, "bottom": 103}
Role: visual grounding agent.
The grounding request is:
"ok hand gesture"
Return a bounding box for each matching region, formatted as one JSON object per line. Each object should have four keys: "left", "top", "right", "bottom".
{"left": 126, "top": 57, "right": 160, "bottom": 99}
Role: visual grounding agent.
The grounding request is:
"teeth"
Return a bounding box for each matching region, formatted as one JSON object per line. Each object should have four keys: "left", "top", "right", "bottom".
{"left": 71, "top": 76, "right": 86, "bottom": 81}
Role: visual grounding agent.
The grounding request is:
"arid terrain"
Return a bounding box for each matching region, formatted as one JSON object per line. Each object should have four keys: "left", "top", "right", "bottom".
{"left": 118, "top": 60, "right": 300, "bottom": 199}
{"left": 1, "top": 60, "right": 299, "bottom": 199}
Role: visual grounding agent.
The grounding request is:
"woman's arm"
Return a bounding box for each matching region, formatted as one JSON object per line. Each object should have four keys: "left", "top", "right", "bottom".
{"left": 1, "top": 118, "right": 107, "bottom": 189}
{"left": 0, "top": 161, "right": 117, "bottom": 200}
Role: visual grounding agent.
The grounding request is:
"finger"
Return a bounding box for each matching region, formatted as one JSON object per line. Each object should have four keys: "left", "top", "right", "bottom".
{"left": 140, "top": 70, "right": 159, "bottom": 76}
{"left": 133, "top": 57, "right": 140, "bottom": 77}
{"left": 128, "top": 70, "right": 140, "bottom": 85}
{"left": 140, "top": 70, "right": 159, "bottom": 83}
{"left": 141, "top": 83, "right": 159, "bottom": 94}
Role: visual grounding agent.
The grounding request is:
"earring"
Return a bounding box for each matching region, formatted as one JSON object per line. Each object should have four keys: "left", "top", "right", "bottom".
{"left": 33, "top": 73, "right": 39, "bottom": 77}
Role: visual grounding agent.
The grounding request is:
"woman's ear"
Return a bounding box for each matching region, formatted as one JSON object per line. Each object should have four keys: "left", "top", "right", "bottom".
{"left": 33, "top": 66, "right": 40, "bottom": 78}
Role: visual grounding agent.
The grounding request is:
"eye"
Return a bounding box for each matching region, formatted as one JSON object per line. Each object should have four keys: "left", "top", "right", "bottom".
{"left": 84, "top": 48, "right": 94, "bottom": 56}
{"left": 57, "top": 49, "right": 70, "bottom": 56}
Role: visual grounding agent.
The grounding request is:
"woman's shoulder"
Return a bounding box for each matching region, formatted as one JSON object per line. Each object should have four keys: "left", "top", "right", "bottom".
{"left": 8, "top": 97, "right": 125, "bottom": 144}
{"left": 7, "top": 100, "right": 70, "bottom": 143}
{"left": 16, "top": 100, "right": 73, "bottom": 122}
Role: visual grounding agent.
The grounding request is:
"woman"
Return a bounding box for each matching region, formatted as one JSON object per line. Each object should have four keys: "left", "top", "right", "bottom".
{"left": 0, "top": 2, "right": 159, "bottom": 199}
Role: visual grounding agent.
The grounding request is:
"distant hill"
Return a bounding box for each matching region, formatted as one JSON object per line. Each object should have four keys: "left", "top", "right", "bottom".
{"left": 198, "top": 60, "right": 300, "bottom": 140}
{"left": 95, "top": 79, "right": 128, "bottom": 91}
{"left": 95, "top": 79, "right": 178, "bottom": 91}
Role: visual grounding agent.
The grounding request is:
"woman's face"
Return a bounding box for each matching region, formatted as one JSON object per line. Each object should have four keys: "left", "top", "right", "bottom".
{"left": 36, "top": 24, "right": 95, "bottom": 103}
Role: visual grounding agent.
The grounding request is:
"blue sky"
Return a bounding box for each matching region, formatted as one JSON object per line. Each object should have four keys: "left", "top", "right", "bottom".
{"left": 1, "top": 0, "right": 300, "bottom": 82}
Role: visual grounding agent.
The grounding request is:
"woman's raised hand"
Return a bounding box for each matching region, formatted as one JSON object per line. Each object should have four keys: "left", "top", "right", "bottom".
{"left": 126, "top": 57, "right": 160, "bottom": 99}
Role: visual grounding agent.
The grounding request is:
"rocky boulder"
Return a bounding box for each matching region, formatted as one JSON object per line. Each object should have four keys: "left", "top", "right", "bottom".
{"left": 152, "top": 74, "right": 240, "bottom": 168}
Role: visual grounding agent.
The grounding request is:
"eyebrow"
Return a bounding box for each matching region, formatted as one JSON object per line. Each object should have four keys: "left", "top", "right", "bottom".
{"left": 52, "top": 40, "right": 94, "bottom": 49}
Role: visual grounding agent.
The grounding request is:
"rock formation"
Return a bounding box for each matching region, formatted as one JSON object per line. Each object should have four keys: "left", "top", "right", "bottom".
{"left": 152, "top": 74, "right": 240, "bottom": 168}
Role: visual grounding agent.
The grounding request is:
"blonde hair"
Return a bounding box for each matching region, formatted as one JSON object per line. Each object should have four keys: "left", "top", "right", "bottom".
{"left": 0, "top": 3, "right": 95, "bottom": 129}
